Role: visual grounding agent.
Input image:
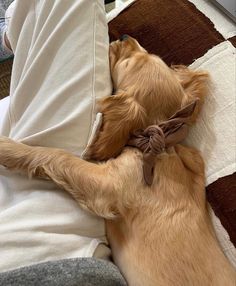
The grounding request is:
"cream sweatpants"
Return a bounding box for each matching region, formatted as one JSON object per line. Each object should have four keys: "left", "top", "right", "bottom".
{"left": 0, "top": 0, "right": 112, "bottom": 272}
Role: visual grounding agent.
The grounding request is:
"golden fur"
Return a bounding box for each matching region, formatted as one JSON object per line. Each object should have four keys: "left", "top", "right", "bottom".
{"left": 0, "top": 37, "right": 235, "bottom": 285}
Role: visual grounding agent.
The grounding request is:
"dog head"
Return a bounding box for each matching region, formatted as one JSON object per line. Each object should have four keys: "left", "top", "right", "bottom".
{"left": 89, "top": 36, "right": 209, "bottom": 160}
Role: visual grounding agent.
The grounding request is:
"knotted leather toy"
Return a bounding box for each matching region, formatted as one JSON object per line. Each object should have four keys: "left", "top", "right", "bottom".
{"left": 128, "top": 100, "right": 197, "bottom": 185}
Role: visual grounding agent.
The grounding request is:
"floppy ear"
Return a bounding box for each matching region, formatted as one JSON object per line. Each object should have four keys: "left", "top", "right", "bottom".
{"left": 88, "top": 92, "right": 147, "bottom": 160}
{"left": 172, "top": 65, "right": 210, "bottom": 123}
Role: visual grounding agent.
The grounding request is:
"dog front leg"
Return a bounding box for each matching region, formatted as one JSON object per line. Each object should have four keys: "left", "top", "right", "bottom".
{"left": 0, "top": 136, "right": 120, "bottom": 218}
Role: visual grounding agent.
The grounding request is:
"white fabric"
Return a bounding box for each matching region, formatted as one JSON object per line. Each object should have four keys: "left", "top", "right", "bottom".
{"left": 81, "top": 112, "right": 103, "bottom": 158}
{"left": 186, "top": 41, "right": 236, "bottom": 267}
{"left": 2, "top": 1, "right": 15, "bottom": 51}
{"left": 209, "top": 206, "right": 236, "bottom": 268}
{"left": 186, "top": 41, "right": 236, "bottom": 185}
{"left": 0, "top": 0, "right": 112, "bottom": 272}
{"left": 106, "top": 0, "right": 136, "bottom": 22}
{"left": 115, "top": 0, "right": 132, "bottom": 8}
{"left": 189, "top": 0, "right": 236, "bottom": 39}
{"left": 0, "top": 96, "right": 10, "bottom": 130}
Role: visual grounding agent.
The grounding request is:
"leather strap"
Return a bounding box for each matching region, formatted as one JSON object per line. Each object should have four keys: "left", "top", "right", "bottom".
{"left": 128, "top": 100, "right": 197, "bottom": 185}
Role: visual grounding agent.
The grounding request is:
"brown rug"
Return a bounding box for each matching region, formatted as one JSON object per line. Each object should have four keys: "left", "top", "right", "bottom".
{"left": 0, "top": 58, "right": 12, "bottom": 99}
{"left": 108, "top": 0, "right": 225, "bottom": 65}
{"left": 207, "top": 173, "right": 236, "bottom": 245}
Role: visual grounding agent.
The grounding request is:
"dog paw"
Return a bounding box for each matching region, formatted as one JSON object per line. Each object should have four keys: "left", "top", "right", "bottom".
{"left": 0, "top": 136, "right": 17, "bottom": 150}
{"left": 0, "top": 136, "right": 21, "bottom": 168}
{"left": 0, "top": 135, "right": 14, "bottom": 143}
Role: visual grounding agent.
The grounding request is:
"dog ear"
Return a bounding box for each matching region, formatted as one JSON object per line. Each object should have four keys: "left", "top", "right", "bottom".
{"left": 88, "top": 92, "right": 147, "bottom": 160}
{"left": 172, "top": 65, "right": 210, "bottom": 123}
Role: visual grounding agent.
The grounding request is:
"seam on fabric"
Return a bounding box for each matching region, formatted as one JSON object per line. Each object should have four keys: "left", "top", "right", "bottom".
{"left": 6, "top": 3, "right": 16, "bottom": 131}
{"left": 85, "top": 2, "right": 97, "bottom": 148}
{"left": 88, "top": 238, "right": 103, "bottom": 257}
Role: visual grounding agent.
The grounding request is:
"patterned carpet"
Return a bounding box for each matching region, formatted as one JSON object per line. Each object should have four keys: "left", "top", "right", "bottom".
{"left": 0, "top": 58, "right": 12, "bottom": 99}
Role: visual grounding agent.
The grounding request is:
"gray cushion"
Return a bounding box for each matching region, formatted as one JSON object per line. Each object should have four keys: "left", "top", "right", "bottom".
{"left": 0, "top": 258, "right": 127, "bottom": 286}
{"left": 0, "top": 0, "right": 14, "bottom": 17}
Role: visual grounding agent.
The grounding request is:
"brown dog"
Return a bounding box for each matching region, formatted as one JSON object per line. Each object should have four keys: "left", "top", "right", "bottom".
{"left": 0, "top": 37, "right": 235, "bottom": 285}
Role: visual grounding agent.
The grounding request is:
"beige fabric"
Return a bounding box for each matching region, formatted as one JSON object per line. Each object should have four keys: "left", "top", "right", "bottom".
{"left": 106, "top": 0, "right": 136, "bottom": 22}
{"left": 186, "top": 41, "right": 236, "bottom": 267}
{"left": 209, "top": 206, "right": 236, "bottom": 268}
{"left": 186, "top": 41, "right": 236, "bottom": 185}
{"left": 0, "top": 0, "right": 112, "bottom": 272}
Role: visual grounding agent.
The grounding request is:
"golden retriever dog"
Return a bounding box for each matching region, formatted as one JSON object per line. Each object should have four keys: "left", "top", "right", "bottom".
{"left": 0, "top": 36, "right": 235, "bottom": 286}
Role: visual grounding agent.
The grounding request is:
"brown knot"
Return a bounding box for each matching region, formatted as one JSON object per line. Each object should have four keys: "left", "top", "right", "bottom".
{"left": 130, "top": 126, "right": 165, "bottom": 154}
{"left": 128, "top": 100, "right": 197, "bottom": 186}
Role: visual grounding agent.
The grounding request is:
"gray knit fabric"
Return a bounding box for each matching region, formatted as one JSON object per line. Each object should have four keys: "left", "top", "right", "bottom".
{"left": 0, "top": 0, "right": 14, "bottom": 18}
{"left": 0, "top": 0, "right": 14, "bottom": 62}
{"left": 0, "top": 258, "right": 127, "bottom": 286}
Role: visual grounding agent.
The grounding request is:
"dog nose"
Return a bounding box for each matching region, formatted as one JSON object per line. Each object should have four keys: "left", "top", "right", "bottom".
{"left": 119, "top": 34, "right": 129, "bottom": 41}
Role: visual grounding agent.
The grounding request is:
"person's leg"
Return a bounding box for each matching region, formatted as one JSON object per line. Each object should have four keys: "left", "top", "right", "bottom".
{"left": 0, "top": 0, "right": 112, "bottom": 272}
{"left": 3, "top": 0, "right": 111, "bottom": 152}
